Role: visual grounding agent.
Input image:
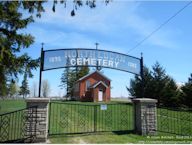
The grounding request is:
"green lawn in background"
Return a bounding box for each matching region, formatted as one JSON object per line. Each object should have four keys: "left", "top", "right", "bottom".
{"left": 111, "top": 97, "right": 131, "bottom": 102}
{"left": 0, "top": 99, "right": 25, "bottom": 114}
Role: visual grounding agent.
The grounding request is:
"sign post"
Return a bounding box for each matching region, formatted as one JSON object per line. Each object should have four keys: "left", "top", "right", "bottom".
{"left": 140, "top": 53, "right": 144, "bottom": 98}
{"left": 95, "top": 43, "right": 99, "bottom": 71}
{"left": 38, "top": 43, "right": 44, "bottom": 97}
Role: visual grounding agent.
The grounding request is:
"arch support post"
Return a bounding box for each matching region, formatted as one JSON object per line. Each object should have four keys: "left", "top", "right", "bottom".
{"left": 133, "top": 98, "right": 157, "bottom": 136}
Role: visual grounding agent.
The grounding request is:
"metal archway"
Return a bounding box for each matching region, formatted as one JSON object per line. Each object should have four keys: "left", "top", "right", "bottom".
{"left": 38, "top": 47, "right": 144, "bottom": 97}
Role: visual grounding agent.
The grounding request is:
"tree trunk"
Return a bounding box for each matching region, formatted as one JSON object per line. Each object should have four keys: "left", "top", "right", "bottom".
{"left": 0, "top": 67, "right": 7, "bottom": 98}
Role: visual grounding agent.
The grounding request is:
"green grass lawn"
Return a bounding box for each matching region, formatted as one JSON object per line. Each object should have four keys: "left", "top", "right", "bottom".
{"left": 111, "top": 97, "right": 131, "bottom": 103}
{"left": 0, "top": 99, "right": 26, "bottom": 114}
{"left": 49, "top": 132, "right": 192, "bottom": 144}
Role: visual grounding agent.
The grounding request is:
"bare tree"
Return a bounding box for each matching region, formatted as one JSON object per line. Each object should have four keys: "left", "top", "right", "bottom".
{"left": 58, "top": 91, "right": 61, "bottom": 98}
{"left": 30, "top": 81, "right": 37, "bottom": 97}
{"left": 41, "top": 80, "right": 50, "bottom": 98}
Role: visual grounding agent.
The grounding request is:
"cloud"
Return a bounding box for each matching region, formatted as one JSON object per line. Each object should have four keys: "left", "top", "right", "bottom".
{"left": 27, "top": 24, "right": 131, "bottom": 55}
{"left": 34, "top": 2, "right": 112, "bottom": 35}
{"left": 31, "top": 1, "right": 179, "bottom": 52}
{"left": 27, "top": 25, "right": 98, "bottom": 49}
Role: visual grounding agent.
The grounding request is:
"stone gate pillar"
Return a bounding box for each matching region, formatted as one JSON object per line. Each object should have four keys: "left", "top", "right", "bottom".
{"left": 25, "top": 98, "right": 50, "bottom": 142}
{"left": 133, "top": 98, "right": 157, "bottom": 136}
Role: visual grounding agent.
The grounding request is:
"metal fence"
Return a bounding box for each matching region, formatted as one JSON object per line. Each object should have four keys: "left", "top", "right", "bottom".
{"left": 48, "top": 102, "right": 134, "bottom": 135}
{"left": 0, "top": 106, "right": 37, "bottom": 143}
{"left": 157, "top": 107, "right": 192, "bottom": 135}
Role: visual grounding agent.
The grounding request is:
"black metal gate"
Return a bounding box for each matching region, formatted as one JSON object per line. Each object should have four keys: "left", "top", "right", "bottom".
{"left": 157, "top": 107, "right": 192, "bottom": 135}
{"left": 48, "top": 102, "right": 134, "bottom": 135}
{"left": 0, "top": 106, "right": 37, "bottom": 143}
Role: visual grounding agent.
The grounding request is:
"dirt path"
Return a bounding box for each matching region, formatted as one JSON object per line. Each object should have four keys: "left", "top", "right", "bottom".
{"left": 73, "top": 137, "right": 88, "bottom": 144}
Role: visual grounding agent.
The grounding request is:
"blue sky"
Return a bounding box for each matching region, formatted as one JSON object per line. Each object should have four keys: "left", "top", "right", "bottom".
{"left": 20, "top": 1, "right": 192, "bottom": 97}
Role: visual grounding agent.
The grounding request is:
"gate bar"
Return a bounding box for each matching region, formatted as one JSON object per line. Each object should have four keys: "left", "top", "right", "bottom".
{"left": 94, "top": 105, "right": 97, "bottom": 132}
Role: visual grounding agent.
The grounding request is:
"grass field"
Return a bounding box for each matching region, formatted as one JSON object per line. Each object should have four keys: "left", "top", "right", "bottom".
{"left": 0, "top": 99, "right": 192, "bottom": 143}
{"left": 111, "top": 97, "right": 132, "bottom": 102}
{"left": 49, "top": 133, "right": 192, "bottom": 144}
{"left": 0, "top": 99, "right": 26, "bottom": 114}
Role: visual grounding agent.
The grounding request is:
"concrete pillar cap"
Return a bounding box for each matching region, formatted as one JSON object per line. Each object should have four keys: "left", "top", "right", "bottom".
{"left": 25, "top": 97, "right": 50, "bottom": 103}
{"left": 132, "top": 98, "right": 157, "bottom": 103}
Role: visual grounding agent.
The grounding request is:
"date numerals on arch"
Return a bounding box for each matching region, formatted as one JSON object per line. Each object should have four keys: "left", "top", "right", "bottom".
{"left": 128, "top": 62, "right": 137, "bottom": 69}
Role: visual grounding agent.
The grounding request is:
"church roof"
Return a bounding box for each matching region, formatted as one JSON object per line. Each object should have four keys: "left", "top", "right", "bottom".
{"left": 77, "top": 70, "right": 111, "bottom": 82}
{"left": 89, "top": 81, "right": 108, "bottom": 88}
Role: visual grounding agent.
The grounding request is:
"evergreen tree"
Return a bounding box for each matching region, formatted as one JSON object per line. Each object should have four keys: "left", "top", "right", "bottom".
{"left": 68, "top": 69, "right": 79, "bottom": 97}
{"left": 19, "top": 72, "right": 30, "bottom": 99}
{"left": 60, "top": 58, "right": 90, "bottom": 99}
{"left": 60, "top": 57, "right": 71, "bottom": 99}
{"left": 181, "top": 74, "right": 192, "bottom": 108}
{"left": 19, "top": 55, "right": 36, "bottom": 99}
{"left": 128, "top": 62, "right": 179, "bottom": 107}
{"left": 151, "top": 62, "right": 169, "bottom": 104}
{"left": 127, "top": 66, "right": 153, "bottom": 98}
{"left": 1, "top": 1, "right": 108, "bottom": 98}
{"left": 78, "top": 65, "right": 90, "bottom": 79}
{"left": 161, "top": 78, "right": 180, "bottom": 107}
{"left": 8, "top": 81, "right": 18, "bottom": 98}
{"left": 188, "top": 73, "right": 192, "bottom": 83}
{"left": 0, "top": 1, "right": 43, "bottom": 97}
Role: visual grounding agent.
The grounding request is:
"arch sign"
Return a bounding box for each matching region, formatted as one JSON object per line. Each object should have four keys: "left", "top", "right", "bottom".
{"left": 42, "top": 49, "right": 141, "bottom": 75}
{"left": 39, "top": 48, "right": 143, "bottom": 97}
